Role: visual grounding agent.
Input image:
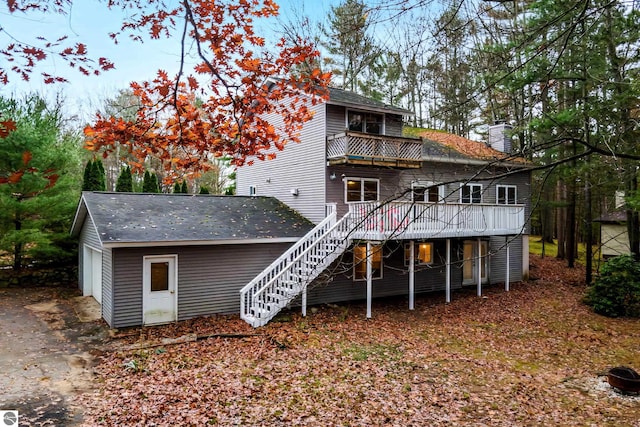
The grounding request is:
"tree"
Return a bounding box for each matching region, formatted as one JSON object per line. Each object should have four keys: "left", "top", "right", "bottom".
{"left": 115, "top": 166, "right": 133, "bottom": 192}
{"left": 322, "top": 0, "right": 381, "bottom": 93}
{"left": 142, "top": 170, "right": 160, "bottom": 194}
{"left": 82, "top": 159, "right": 106, "bottom": 191}
{"left": 0, "top": 95, "right": 81, "bottom": 270}
{"left": 79, "top": 0, "right": 330, "bottom": 181}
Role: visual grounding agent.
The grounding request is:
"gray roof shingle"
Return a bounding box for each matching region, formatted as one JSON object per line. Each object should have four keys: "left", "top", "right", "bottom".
{"left": 72, "top": 192, "right": 314, "bottom": 246}
{"left": 327, "top": 87, "right": 413, "bottom": 115}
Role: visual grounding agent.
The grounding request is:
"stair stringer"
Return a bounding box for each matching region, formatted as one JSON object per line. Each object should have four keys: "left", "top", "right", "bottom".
{"left": 240, "top": 211, "right": 353, "bottom": 327}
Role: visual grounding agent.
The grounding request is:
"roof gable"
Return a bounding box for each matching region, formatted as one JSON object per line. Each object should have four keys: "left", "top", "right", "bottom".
{"left": 72, "top": 192, "right": 314, "bottom": 246}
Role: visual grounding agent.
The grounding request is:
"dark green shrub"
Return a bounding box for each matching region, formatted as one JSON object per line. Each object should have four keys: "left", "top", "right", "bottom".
{"left": 585, "top": 255, "right": 640, "bottom": 317}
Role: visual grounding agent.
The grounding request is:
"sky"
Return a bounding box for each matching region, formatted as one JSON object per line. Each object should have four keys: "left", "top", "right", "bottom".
{"left": 1, "top": 0, "right": 340, "bottom": 121}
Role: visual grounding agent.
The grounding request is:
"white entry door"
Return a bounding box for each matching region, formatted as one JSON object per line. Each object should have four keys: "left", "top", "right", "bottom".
{"left": 143, "top": 255, "right": 177, "bottom": 325}
{"left": 462, "top": 240, "right": 488, "bottom": 285}
{"left": 83, "top": 246, "right": 102, "bottom": 304}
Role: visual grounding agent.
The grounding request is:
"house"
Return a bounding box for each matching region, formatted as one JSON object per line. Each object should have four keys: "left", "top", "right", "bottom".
{"left": 236, "top": 86, "right": 532, "bottom": 327}
{"left": 597, "top": 210, "right": 631, "bottom": 259}
{"left": 71, "top": 192, "right": 313, "bottom": 328}
{"left": 72, "top": 87, "right": 531, "bottom": 329}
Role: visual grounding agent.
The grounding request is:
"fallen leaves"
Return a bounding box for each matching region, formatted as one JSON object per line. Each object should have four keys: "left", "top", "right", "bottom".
{"left": 81, "top": 256, "right": 640, "bottom": 426}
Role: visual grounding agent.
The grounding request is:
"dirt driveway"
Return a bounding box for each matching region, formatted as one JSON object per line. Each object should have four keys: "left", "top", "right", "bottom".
{"left": 0, "top": 287, "right": 109, "bottom": 426}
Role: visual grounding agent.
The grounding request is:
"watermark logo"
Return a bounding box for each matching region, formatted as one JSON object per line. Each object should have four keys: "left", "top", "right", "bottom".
{"left": 0, "top": 411, "right": 18, "bottom": 427}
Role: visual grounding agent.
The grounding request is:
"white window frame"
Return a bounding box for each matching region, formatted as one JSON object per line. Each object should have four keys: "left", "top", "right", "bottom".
{"left": 460, "top": 183, "right": 483, "bottom": 204}
{"left": 411, "top": 181, "right": 443, "bottom": 203}
{"left": 346, "top": 110, "right": 385, "bottom": 135}
{"left": 404, "top": 242, "right": 434, "bottom": 266}
{"left": 353, "top": 243, "right": 383, "bottom": 281}
{"left": 248, "top": 185, "right": 257, "bottom": 196}
{"left": 345, "top": 177, "right": 380, "bottom": 203}
{"left": 496, "top": 185, "right": 517, "bottom": 205}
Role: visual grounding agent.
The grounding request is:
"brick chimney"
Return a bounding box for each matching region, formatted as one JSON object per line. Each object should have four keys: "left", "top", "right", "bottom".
{"left": 488, "top": 121, "right": 513, "bottom": 153}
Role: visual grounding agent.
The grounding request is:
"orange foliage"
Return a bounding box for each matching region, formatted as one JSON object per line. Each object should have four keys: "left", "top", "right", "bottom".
{"left": 82, "top": 0, "right": 330, "bottom": 178}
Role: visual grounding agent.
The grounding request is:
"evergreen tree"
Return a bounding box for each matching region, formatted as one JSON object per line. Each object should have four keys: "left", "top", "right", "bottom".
{"left": 115, "top": 166, "right": 133, "bottom": 192}
{"left": 142, "top": 170, "right": 155, "bottom": 193}
{"left": 173, "top": 181, "right": 181, "bottom": 193}
{"left": 181, "top": 180, "right": 188, "bottom": 194}
{"left": 0, "top": 95, "right": 82, "bottom": 270}
{"left": 199, "top": 186, "right": 210, "bottom": 194}
{"left": 94, "top": 159, "right": 106, "bottom": 190}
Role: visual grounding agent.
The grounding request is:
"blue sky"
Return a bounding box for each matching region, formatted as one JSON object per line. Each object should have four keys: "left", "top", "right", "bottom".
{"left": 1, "top": 0, "right": 339, "bottom": 119}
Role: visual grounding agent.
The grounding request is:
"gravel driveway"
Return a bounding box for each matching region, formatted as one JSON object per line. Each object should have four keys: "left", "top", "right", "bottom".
{"left": 0, "top": 287, "right": 108, "bottom": 426}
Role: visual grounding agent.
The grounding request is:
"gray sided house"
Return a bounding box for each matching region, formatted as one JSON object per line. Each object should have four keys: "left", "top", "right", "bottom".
{"left": 236, "top": 86, "right": 533, "bottom": 327}
{"left": 71, "top": 192, "right": 313, "bottom": 328}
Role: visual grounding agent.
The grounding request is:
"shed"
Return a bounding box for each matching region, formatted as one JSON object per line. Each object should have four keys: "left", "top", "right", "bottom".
{"left": 596, "top": 209, "right": 630, "bottom": 259}
{"left": 71, "top": 192, "right": 313, "bottom": 327}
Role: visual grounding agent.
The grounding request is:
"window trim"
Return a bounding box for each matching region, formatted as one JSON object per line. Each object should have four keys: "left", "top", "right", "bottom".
{"left": 404, "top": 242, "right": 434, "bottom": 266}
{"left": 411, "top": 181, "right": 443, "bottom": 203}
{"left": 460, "top": 183, "right": 483, "bottom": 204}
{"left": 353, "top": 243, "right": 383, "bottom": 281}
{"left": 344, "top": 177, "right": 380, "bottom": 203}
{"left": 496, "top": 184, "right": 517, "bottom": 205}
{"left": 346, "top": 109, "right": 385, "bottom": 135}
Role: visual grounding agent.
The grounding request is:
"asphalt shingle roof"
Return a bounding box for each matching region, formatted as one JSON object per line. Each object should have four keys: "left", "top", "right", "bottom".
{"left": 73, "top": 192, "right": 314, "bottom": 245}
{"left": 327, "top": 87, "right": 413, "bottom": 115}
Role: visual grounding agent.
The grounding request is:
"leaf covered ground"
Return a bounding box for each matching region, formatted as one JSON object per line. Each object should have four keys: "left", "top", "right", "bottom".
{"left": 82, "top": 256, "right": 640, "bottom": 426}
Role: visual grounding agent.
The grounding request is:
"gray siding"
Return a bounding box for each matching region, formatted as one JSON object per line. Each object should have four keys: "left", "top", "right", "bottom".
{"left": 305, "top": 239, "right": 465, "bottom": 306}
{"left": 236, "top": 102, "right": 327, "bottom": 223}
{"left": 110, "top": 242, "right": 293, "bottom": 328}
{"left": 78, "top": 214, "right": 114, "bottom": 326}
{"left": 102, "top": 248, "right": 114, "bottom": 327}
{"left": 325, "top": 104, "right": 405, "bottom": 138}
{"left": 304, "top": 235, "right": 523, "bottom": 308}
{"left": 488, "top": 235, "right": 524, "bottom": 284}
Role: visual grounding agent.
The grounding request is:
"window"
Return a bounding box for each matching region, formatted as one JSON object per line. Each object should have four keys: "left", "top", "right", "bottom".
{"left": 249, "top": 185, "right": 257, "bottom": 196}
{"left": 497, "top": 185, "right": 517, "bottom": 205}
{"left": 404, "top": 242, "right": 434, "bottom": 265}
{"left": 460, "top": 183, "right": 482, "bottom": 204}
{"left": 346, "top": 178, "right": 379, "bottom": 203}
{"left": 412, "top": 182, "right": 442, "bottom": 203}
{"left": 353, "top": 244, "right": 383, "bottom": 280}
{"left": 348, "top": 111, "right": 383, "bottom": 134}
{"left": 150, "top": 262, "right": 170, "bottom": 291}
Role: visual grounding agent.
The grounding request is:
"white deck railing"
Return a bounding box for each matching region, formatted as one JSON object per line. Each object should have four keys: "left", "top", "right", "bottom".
{"left": 240, "top": 201, "right": 525, "bottom": 327}
{"left": 348, "top": 201, "right": 525, "bottom": 240}
{"left": 327, "top": 131, "right": 423, "bottom": 162}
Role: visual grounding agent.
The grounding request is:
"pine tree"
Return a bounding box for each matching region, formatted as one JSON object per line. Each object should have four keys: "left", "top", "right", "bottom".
{"left": 199, "top": 186, "right": 210, "bottom": 194}
{"left": 115, "top": 166, "right": 133, "bottom": 192}
{"left": 173, "top": 181, "right": 182, "bottom": 193}
{"left": 142, "top": 170, "right": 154, "bottom": 193}
{"left": 181, "top": 181, "right": 188, "bottom": 194}
{"left": 82, "top": 160, "right": 105, "bottom": 191}
{"left": 94, "top": 159, "right": 106, "bottom": 191}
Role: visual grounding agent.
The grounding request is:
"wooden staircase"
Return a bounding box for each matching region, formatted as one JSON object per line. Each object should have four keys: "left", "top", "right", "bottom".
{"left": 240, "top": 211, "right": 353, "bottom": 327}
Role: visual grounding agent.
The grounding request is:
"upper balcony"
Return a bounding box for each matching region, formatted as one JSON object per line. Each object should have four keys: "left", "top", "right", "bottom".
{"left": 345, "top": 201, "right": 526, "bottom": 240}
{"left": 327, "top": 131, "right": 423, "bottom": 169}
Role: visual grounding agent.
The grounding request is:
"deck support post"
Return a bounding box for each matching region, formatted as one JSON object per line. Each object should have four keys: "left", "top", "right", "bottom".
{"left": 409, "top": 240, "right": 415, "bottom": 310}
{"left": 505, "top": 237, "right": 510, "bottom": 292}
{"left": 477, "top": 237, "right": 482, "bottom": 297}
{"left": 366, "top": 242, "right": 372, "bottom": 319}
{"left": 301, "top": 286, "right": 307, "bottom": 317}
{"left": 446, "top": 239, "right": 451, "bottom": 303}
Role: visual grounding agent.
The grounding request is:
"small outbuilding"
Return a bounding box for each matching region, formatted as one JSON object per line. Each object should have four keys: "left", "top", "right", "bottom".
{"left": 70, "top": 192, "right": 313, "bottom": 328}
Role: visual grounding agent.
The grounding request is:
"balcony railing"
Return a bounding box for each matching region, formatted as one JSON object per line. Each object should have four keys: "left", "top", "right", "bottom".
{"left": 346, "top": 201, "right": 526, "bottom": 240}
{"left": 327, "top": 131, "right": 423, "bottom": 168}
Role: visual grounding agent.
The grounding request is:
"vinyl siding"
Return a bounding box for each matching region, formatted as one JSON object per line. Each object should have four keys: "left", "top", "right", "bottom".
{"left": 110, "top": 242, "right": 293, "bottom": 328}
{"left": 236, "top": 102, "right": 327, "bottom": 223}
{"left": 304, "top": 239, "right": 465, "bottom": 306}
{"left": 78, "top": 214, "right": 114, "bottom": 326}
{"left": 488, "top": 235, "right": 524, "bottom": 284}
{"left": 326, "top": 104, "right": 405, "bottom": 138}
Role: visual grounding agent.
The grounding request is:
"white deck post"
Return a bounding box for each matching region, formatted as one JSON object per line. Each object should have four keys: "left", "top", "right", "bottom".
{"left": 302, "top": 286, "right": 307, "bottom": 317}
{"left": 505, "top": 237, "right": 510, "bottom": 291}
{"left": 477, "top": 237, "right": 482, "bottom": 297}
{"left": 366, "top": 242, "right": 372, "bottom": 319}
{"left": 409, "top": 240, "right": 415, "bottom": 310}
{"left": 446, "top": 238, "right": 451, "bottom": 303}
